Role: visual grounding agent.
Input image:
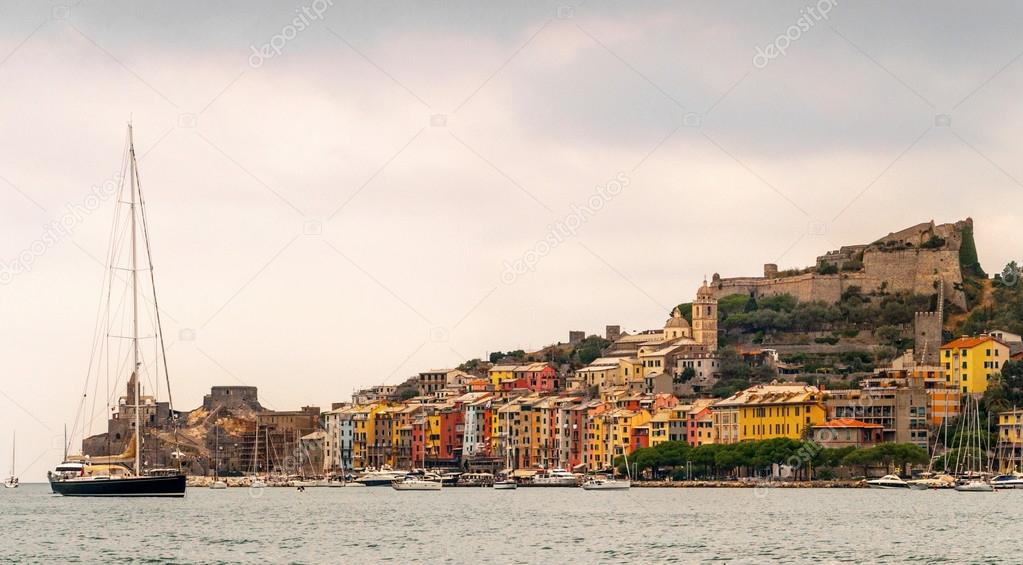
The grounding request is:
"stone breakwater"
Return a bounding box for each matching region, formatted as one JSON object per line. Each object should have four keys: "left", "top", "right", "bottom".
{"left": 633, "top": 480, "right": 866, "bottom": 488}
{"left": 186, "top": 476, "right": 867, "bottom": 488}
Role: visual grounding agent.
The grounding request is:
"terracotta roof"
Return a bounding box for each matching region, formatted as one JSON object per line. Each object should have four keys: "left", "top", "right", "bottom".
{"left": 941, "top": 336, "right": 1001, "bottom": 349}
{"left": 818, "top": 418, "right": 882, "bottom": 429}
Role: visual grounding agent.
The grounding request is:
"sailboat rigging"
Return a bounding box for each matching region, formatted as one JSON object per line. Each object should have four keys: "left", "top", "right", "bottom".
{"left": 47, "top": 123, "right": 186, "bottom": 497}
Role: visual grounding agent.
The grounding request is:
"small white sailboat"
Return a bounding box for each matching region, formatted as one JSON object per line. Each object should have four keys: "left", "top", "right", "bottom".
{"left": 955, "top": 479, "right": 994, "bottom": 492}
{"left": 866, "top": 475, "right": 909, "bottom": 489}
{"left": 4, "top": 431, "right": 18, "bottom": 489}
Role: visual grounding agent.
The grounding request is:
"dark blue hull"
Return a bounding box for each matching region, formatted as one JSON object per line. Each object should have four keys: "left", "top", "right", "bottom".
{"left": 49, "top": 474, "right": 186, "bottom": 497}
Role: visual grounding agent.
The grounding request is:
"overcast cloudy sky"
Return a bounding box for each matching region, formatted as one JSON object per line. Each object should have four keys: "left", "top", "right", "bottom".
{"left": 2, "top": 0, "right": 1023, "bottom": 478}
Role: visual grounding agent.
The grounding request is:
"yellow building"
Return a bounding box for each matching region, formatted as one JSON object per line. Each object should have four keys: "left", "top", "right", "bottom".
{"left": 713, "top": 383, "right": 826, "bottom": 443}
{"left": 998, "top": 409, "right": 1023, "bottom": 473}
{"left": 585, "top": 404, "right": 609, "bottom": 470}
{"left": 941, "top": 336, "right": 1010, "bottom": 395}
{"left": 351, "top": 403, "right": 385, "bottom": 469}
{"left": 488, "top": 364, "right": 518, "bottom": 387}
{"left": 648, "top": 409, "right": 672, "bottom": 447}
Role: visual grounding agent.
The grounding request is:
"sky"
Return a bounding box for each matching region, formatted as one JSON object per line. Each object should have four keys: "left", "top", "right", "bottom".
{"left": 2, "top": 0, "right": 1023, "bottom": 480}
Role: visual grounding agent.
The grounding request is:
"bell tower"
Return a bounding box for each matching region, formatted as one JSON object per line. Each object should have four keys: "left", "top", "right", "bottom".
{"left": 693, "top": 278, "right": 718, "bottom": 351}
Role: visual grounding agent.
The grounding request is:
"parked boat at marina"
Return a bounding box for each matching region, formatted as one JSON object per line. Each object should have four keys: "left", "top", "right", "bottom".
{"left": 866, "top": 475, "right": 909, "bottom": 489}
{"left": 356, "top": 468, "right": 408, "bottom": 486}
{"left": 391, "top": 476, "right": 442, "bottom": 491}
{"left": 531, "top": 468, "right": 579, "bottom": 486}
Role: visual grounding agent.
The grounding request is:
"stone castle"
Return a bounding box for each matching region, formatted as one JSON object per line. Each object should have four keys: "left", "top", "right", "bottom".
{"left": 708, "top": 219, "right": 973, "bottom": 309}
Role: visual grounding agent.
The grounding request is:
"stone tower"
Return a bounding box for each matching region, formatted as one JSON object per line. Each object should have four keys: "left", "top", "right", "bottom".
{"left": 693, "top": 279, "right": 718, "bottom": 351}
{"left": 914, "top": 280, "right": 944, "bottom": 366}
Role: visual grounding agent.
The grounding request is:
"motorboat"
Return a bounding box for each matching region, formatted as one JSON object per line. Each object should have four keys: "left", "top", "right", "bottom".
{"left": 391, "top": 476, "right": 442, "bottom": 491}
{"left": 866, "top": 475, "right": 909, "bottom": 489}
{"left": 356, "top": 469, "right": 408, "bottom": 486}
{"left": 991, "top": 473, "right": 1023, "bottom": 489}
{"left": 250, "top": 477, "right": 267, "bottom": 489}
{"left": 531, "top": 468, "right": 579, "bottom": 486}
{"left": 209, "top": 480, "right": 228, "bottom": 490}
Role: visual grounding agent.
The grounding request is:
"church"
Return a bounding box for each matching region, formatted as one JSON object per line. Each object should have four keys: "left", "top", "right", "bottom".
{"left": 574, "top": 281, "right": 720, "bottom": 393}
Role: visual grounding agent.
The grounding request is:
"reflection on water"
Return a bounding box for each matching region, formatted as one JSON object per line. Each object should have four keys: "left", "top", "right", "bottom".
{"left": 2, "top": 484, "right": 1021, "bottom": 563}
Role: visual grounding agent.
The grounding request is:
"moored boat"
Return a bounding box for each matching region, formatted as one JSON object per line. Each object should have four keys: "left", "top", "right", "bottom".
{"left": 356, "top": 469, "right": 408, "bottom": 486}
{"left": 493, "top": 479, "right": 517, "bottom": 490}
{"left": 990, "top": 473, "right": 1023, "bottom": 489}
{"left": 391, "top": 476, "right": 442, "bottom": 491}
{"left": 531, "top": 468, "right": 579, "bottom": 487}
{"left": 955, "top": 479, "right": 994, "bottom": 492}
{"left": 48, "top": 463, "right": 186, "bottom": 497}
{"left": 581, "top": 476, "right": 631, "bottom": 490}
{"left": 866, "top": 475, "right": 909, "bottom": 489}
{"left": 908, "top": 474, "right": 956, "bottom": 490}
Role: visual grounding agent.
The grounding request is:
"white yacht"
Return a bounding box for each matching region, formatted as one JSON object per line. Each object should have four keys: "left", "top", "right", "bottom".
{"left": 391, "top": 476, "right": 442, "bottom": 491}
{"left": 990, "top": 473, "right": 1023, "bottom": 489}
{"left": 866, "top": 475, "right": 909, "bottom": 489}
{"left": 355, "top": 469, "right": 408, "bottom": 486}
{"left": 531, "top": 468, "right": 579, "bottom": 486}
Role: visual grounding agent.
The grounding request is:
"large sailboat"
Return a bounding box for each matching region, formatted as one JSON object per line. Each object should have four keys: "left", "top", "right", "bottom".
{"left": 48, "top": 124, "right": 186, "bottom": 497}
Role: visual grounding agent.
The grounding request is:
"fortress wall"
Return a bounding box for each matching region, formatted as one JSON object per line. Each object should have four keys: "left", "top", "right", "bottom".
{"left": 861, "top": 248, "right": 964, "bottom": 307}
{"left": 713, "top": 273, "right": 861, "bottom": 303}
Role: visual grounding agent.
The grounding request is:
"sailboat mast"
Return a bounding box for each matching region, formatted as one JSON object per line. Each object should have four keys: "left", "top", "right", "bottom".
{"left": 253, "top": 422, "right": 259, "bottom": 475}
{"left": 129, "top": 123, "right": 142, "bottom": 476}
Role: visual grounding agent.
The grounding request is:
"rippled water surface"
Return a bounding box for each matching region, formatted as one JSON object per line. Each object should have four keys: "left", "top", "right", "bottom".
{"left": 2, "top": 483, "right": 1021, "bottom": 563}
